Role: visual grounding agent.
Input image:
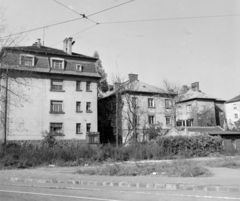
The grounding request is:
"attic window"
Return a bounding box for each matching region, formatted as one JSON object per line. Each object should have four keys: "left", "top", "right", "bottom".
{"left": 76, "top": 64, "right": 83, "bottom": 72}
{"left": 20, "top": 54, "right": 35, "bottom": 66}
{"left": 50, "top": 58, "right": 64, "bottom": 69}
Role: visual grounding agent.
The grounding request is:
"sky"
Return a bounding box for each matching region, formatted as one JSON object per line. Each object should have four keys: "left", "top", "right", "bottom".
{"left": 1, "top": 0, "right": 240, "bottom": 100}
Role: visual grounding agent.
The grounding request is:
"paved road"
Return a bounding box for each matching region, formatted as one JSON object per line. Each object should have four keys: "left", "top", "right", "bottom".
{"left": 0, "top": 182, "right": 240, "bottom": 201}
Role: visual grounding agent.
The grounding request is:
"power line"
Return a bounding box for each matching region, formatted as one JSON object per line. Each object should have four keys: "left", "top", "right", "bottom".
{"left": 0, "top": 0, "right": 134, "bottom": 39}
{"left": 53, "top": 0, "right": 99, "bottom": 25}
{"left": 50, "top": 13, "right": 240, "bottom": 47}
{"left": 87, "top": 0, "right": 134, "bottom": 18}
{"left": 101, "top": 14, "right": 240, "bottom": 25}
{"left": 51, "top": 24, "right": 98, "bottom": 47}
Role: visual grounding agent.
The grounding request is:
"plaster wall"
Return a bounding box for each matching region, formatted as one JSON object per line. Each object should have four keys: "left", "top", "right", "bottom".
{"left": 225, "top": 101, "right": 240, "bottom": 124}
{"left": 121, "top": 94, "right": 172, "bottom": 143}
{"left": 1, "top": 74, "right": 98, "bottom": 141}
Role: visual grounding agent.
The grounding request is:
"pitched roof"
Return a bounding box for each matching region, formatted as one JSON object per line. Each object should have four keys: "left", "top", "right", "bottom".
{"left": 102, "top": 80, "right": 175, "bottom": 98}
{"left": 226, "top": 94, "right": 240, "bottom": 103}
{"left": 187, "top": 126, "right": 223, "bottom": 133}
{"left": 177, "top": 89, "right": 225, "bottom": 103}
{"left": 3, "top": 46, "right": 96, "bottom": 60}
{"left": 1, "top": 45, "right": 101, "bottom": 78}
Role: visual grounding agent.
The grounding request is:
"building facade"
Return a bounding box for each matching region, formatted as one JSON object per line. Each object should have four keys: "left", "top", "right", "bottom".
{"left": 176, "top": 82, "right": 225, "bottom": 127}
{"left": 98, "top": 74, "right": 175, "bottom": 144}
{"left": 225, "top": 94, "right": 240, "bottom": 130}
{"left": 0, "top": 38, "right": 100, "bottom": 143}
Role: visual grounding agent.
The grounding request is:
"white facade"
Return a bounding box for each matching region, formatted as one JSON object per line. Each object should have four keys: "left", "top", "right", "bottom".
{"left": 0, "top": 74, "right": 98, "bottom": 141}
{"left": 225, "top": 101, "right": 240, "bottom": 126}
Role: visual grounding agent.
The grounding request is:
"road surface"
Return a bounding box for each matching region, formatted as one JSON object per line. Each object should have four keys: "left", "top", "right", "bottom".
{"left": 0, "top": 181, "right": 240, "bottom": 201}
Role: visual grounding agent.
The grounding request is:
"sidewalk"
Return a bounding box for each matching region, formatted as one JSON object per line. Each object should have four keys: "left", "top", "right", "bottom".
{"left": 1, "top": 164, "right": 240, "bottom": 192}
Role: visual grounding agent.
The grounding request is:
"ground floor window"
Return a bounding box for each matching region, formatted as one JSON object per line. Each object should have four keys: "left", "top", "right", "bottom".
{"left": 148, "top": 116, "right": 155, "bottom": 125}
{"left": 50, "top": 123, "right": 63, "bottom": 134}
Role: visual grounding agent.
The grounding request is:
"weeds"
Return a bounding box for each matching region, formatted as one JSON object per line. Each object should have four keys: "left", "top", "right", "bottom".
{"left": 76, "top": 160, "right": 211, "bottom": 177}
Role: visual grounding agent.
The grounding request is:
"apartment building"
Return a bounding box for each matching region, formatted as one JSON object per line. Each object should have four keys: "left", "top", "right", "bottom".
{"left": 98, "top": 74, "right": 175, "bottom": 144}
{"left": 176, "top": 82, "right": 225, "bottom": 127}
{"left": 0, "top": 38, "right": 100, "bottom": 143}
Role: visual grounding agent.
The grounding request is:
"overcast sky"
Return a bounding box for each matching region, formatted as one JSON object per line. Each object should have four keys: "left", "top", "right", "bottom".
{"left": 1, "top": 0, "right": 240, "bottom": 100}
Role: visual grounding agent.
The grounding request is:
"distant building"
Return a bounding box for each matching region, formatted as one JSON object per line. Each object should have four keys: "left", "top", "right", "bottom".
{"left": 0, "top": 38, "right": 100, "bottom": 143}
{"left": 98, "top": 74, "right": 175, "bottom": 144}
{"left": 225, "top": 94, "right": 240, "bottom": 130}
{"left": 176, "top": 82, "right": 225, "bottom": 127}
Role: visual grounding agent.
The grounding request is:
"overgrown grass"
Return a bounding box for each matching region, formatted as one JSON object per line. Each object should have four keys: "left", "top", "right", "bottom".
{"left": 202, "top": 156, "right": 240, "bottom": 169}
{"left": 76, "top": 160, "right": 211, "bottom": 177}
{"left": 0, "top": 134, "right": 227, "bottom": 170}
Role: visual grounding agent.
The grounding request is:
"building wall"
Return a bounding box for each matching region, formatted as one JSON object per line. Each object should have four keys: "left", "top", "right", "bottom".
{"left": 176, "top": 100, "right": 216, "bottom": 126}
{"left": 0, "top": 73, "right": 98, "bottom": 141}
{"left": 225, "top": 101, "right": 240, "bottom": 126}
{"left": 121, "top": 94, "right": 172, "bottom": 143}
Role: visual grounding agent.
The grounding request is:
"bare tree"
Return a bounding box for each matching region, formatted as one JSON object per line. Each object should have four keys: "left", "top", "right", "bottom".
{"left": 0, "top": 12, "right": 39, "bottom": 148}
{"left": 160, "top": 79, "right": 182, "bottom": 127}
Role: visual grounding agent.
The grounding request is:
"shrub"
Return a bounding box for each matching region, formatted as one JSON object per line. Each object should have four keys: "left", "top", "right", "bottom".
{"left": 0, "top": 134, "right": 223, "bottom": 169}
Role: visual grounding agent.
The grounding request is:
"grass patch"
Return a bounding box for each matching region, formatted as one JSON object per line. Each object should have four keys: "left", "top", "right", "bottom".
{"left": 203, "top": 156, "right": 240, "bottom": 169}
{"left": 76, "top": 160, "right": 211, "bottom": 177}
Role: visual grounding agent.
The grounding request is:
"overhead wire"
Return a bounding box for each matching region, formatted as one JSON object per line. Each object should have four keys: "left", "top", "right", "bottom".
{"left": 50, "top": 24, "right": 97, "bottom": 47}
{"left": 53, "top": 0, "right": 100, "bottom": 25}
{"left": 0, "top": 0, "right": 134, "bottom": 39}
{"left": 100, "top": 14, "right": 240, "bottom": 24}
{"left": 50, "top": 13, "right": 240, "bottom": 47}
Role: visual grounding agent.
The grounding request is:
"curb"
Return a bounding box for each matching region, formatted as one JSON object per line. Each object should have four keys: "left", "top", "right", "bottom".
{"left": 7, "top": 177, "right": 240, "bottom": 192}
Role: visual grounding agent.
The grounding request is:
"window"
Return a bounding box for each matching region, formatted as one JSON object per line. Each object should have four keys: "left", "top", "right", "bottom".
{"left": 132, "top": 97, "right": 137, "bottom": 108}
{"left": 177, "top": 120, "right": 182, "bottom": 127}
{"left": 178, "top": 106, "right": 182, "bottom": 112}
{"left": 86, "top": 123, "right": 91, "bottom": 132}
{"left": 76, "top": 64, "right": 83, "bottom": 72}
{"left": 187, "top": 105, "right": 192, "bottom": 113}
{"left": 235, "top": 114, "right": 238, "bottom": 119}
{"left": 20, "top": 55, "right": 34, "bottom": 66}
{"left": 86, "top": 82, "right": 91, "bottom": 91}
{"left": 148, "top": 98, "right": 155, "bottom": 108}
{"left": 50, "top": 123, "right": 63, "bottom": 134}
{"left": 86, "top": 102, "right": 91, "bottom": 112}
{"left": 76, "top": 81, "right": 81, "bottom": 91}
{"left": 148, "top": 116, "right": 155, "bottom": 124}
{"left": 51, "top": 58, "right": 64, "bottom": 69}
{"left": 51, "top": 80, "right": 63, "bottom": 91}
{"left": 165, "top": 99, "right": 171, "bottom": 109}
{"left": 51, "top": 101, "right": 63, "bottom": 113}
{"left": 166, "top": 116, "right": 171, "bottom": 125}
{"left": 76, "top": 102, "right": 82, "bottom": 112}
{"left": 76, "top": 123, "right": 81, "bottom": 134}
{"left": 234, "top": 104, "right": 237, "bottom": 110}
{"left": 186, "top": 119, "right": 193, "bottom": 127}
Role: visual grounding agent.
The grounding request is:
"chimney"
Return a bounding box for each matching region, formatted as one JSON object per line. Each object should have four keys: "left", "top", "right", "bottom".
{"left": 181, "top": 85, "right": 188, "bottom": 94}
{"left": 191, "top": 82, "right": 199, "bottom": 91}
{"left": 128, "top": 74, "right": 138, "bottom": 83}
{"left": 37, "top": 39, "right": 41, "bottom": 48}
{"left": 63, "top": 37, "right": 73, "bottom": 55}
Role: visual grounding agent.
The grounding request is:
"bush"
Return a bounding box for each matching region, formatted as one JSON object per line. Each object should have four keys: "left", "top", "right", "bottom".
{"left": 0, "top": 135, "right": 223, "bottom": 169}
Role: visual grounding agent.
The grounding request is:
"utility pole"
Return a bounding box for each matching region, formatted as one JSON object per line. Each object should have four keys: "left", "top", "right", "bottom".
{"left": 3, "top": 68, "right": 8, "bottom": 150}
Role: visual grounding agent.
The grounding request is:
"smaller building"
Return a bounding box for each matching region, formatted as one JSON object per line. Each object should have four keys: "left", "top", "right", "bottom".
{"left": 176, "top": 82, "right": 225, "bottom": 127}
{"left": 98, "top": 74, "right": 175, "bottom": 144}
{"left": 225, "top": 94, "right": 240, "bottom": 130}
